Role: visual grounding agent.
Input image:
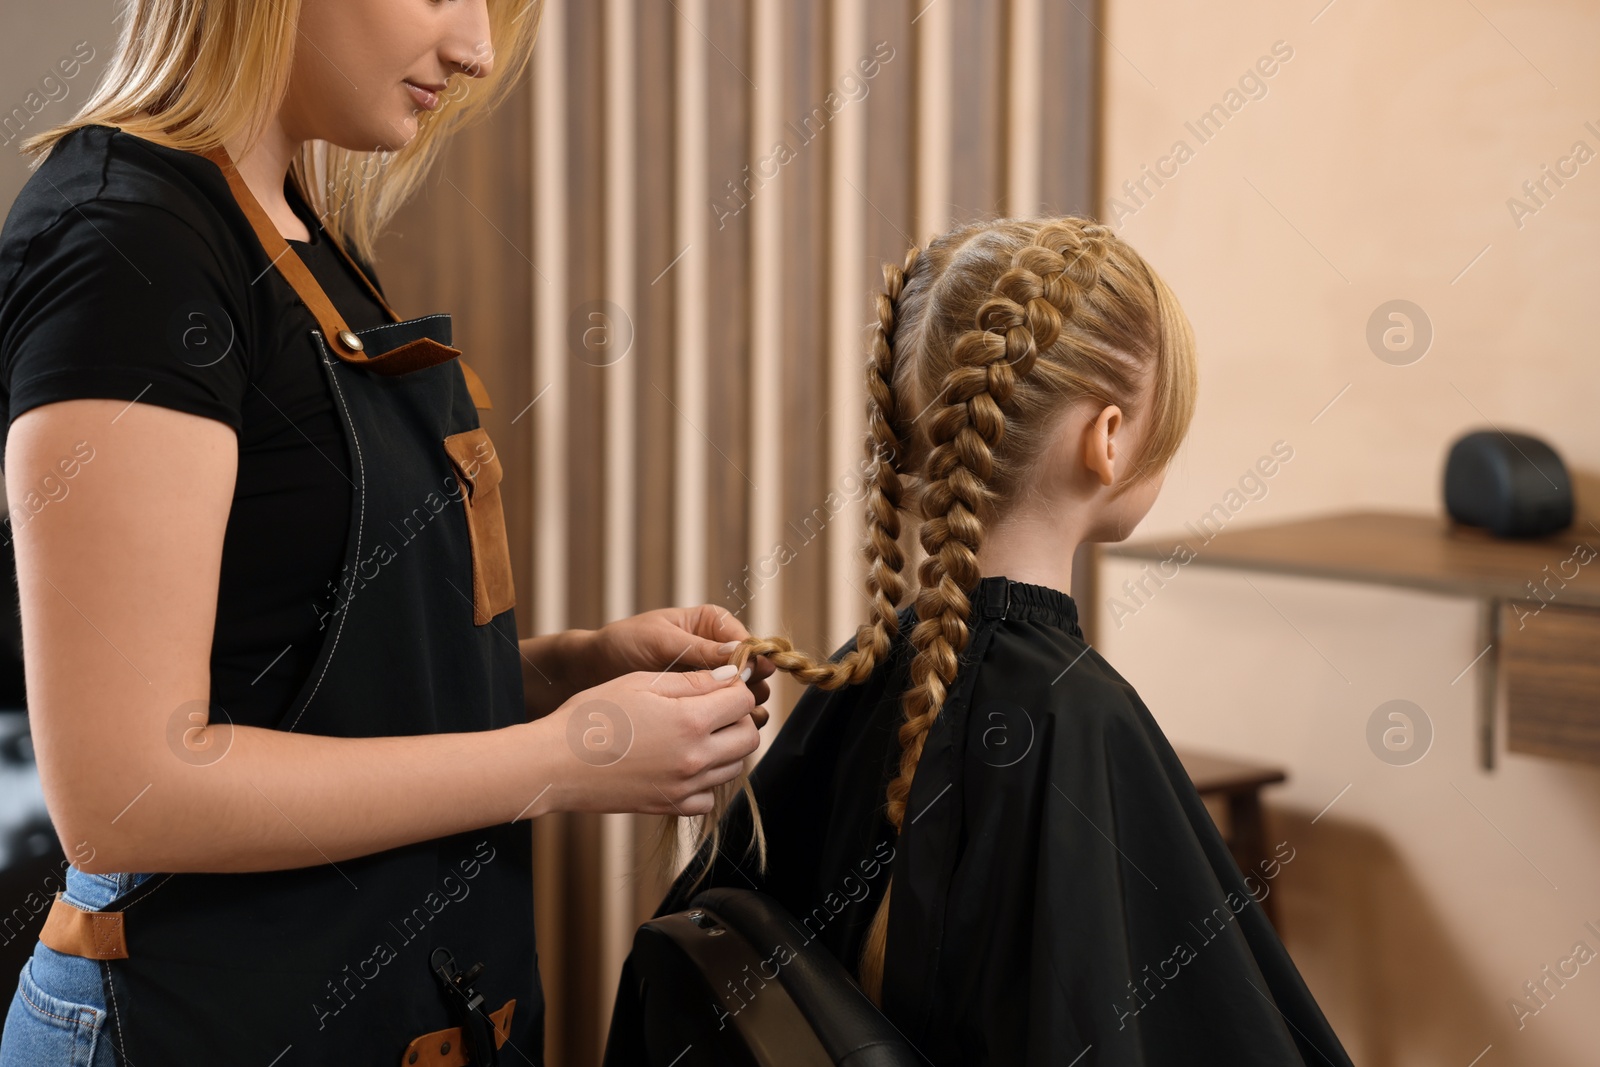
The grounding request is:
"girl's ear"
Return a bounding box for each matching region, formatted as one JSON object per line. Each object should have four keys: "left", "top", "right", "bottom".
{"left": 1082, "top": 404, "right": 1124, "bottom": 487}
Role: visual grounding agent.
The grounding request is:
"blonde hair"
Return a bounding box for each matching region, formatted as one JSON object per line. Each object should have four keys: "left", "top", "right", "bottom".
{"left": 729, "top": 216, "right": 1198, "bottom": 1002}
{"left": 17, "top": 0, "right": 544, "bottom": 264}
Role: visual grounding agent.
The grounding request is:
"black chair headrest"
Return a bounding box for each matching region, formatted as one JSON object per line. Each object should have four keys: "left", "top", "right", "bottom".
{"left": 627, "top": 887, "right": 923, "bottom": 1067}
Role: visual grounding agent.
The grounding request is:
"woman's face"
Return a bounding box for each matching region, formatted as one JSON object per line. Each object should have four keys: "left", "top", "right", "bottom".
{"left": 284, "top": 0, "right": 496, "bottom": 151}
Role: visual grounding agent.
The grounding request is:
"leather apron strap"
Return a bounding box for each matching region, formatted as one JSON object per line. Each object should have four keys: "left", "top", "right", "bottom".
{"left": 403, "top": 998, "right": 517, "bottom": 1067}
{"left": 37, "top": 891, "right": 128, "bottom": 960}
{"left": 197, "top": 144, "right": 493, "bottom": 410}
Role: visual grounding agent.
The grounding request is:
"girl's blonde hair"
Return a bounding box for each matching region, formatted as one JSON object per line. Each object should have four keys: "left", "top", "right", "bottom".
{"left": 726, "top": 216, "right": 1198, "bottom": 1002}
{"left": 18, "top": 0, "right": 544, "bottom": 264}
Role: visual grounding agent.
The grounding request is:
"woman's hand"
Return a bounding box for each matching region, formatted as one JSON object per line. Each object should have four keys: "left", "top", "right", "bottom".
{"left": 527, "top": 665, "right": 762, "bottom": 816}
{"left": 591, "top": 605, "right": 776, "bottom": 716}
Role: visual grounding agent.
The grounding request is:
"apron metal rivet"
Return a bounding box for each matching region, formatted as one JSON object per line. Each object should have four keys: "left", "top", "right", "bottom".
{"left": 338, "top": 330, "right": 364, "bottom": 352}
{"left": 440, "top": 1040, "right": 451, "bottom": 1054}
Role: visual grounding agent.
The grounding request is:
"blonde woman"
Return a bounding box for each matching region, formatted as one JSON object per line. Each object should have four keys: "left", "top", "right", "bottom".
{"left": 606, "top": 219, "right": 1352, "bottom": 1066}
{"left": 0, "top": 2, "right": 772, "bottom": 1064}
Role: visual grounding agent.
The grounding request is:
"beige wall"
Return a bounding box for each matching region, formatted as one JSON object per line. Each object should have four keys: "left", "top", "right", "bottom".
{"left": 0, "top": 7, "right": 117, "bottom": 208}
{"left": 1100, "top": 2, "right": 1600, "bottom": 1064}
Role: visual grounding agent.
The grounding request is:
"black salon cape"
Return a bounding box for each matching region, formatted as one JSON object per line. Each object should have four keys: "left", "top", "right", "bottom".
{"left": 603, "top": 577, "right": 1352, "bottom": 1066}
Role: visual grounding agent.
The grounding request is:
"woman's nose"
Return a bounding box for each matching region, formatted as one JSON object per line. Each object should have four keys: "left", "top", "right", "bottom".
{"left": 451, "top": 42, "right": 495, "bottom": 81}
{"left": 446, "top": 3, "right": 496, "bottom": 81}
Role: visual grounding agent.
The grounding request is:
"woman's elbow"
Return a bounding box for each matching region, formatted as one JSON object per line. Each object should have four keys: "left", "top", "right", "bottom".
{"left": 37, "top": 743, "right": 170, "bottom": 875}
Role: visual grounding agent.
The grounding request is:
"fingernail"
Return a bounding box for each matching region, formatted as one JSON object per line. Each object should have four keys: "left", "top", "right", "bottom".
{"left": 716, "top": 640, "right": 739, "bottom": 655}
{"left": 739, "top": 665, "right": 752, "bottom": 683}
{"left": 711, "top": 664, "right": 739, "bottom": 681}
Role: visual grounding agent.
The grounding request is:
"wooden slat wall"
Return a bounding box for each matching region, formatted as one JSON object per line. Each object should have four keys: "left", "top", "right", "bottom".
{"left": 381, "top": 2, "right": 1101, "bottom": 1062}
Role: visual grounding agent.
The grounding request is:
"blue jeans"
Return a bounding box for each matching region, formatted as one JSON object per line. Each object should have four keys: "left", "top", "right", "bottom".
{"left": 0, "top": 866, "right": 152, "bottom": 1067}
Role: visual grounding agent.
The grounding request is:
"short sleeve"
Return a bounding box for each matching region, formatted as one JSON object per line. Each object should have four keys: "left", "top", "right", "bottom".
{"left": 1, "top": 198, "right": 251, "bottom": 455}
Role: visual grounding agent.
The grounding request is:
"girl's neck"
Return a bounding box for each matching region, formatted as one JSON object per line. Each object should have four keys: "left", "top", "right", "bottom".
{"left": 974, "top": 509, "right": 1087, "bottom": 598}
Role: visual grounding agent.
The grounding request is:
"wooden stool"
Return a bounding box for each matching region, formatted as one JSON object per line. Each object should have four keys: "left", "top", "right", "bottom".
{"left": 1174, "top": 748, "right": 1287, "bottom": 928}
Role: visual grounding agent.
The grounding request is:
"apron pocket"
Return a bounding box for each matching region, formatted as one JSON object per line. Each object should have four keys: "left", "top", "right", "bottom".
{"left": 443, "top": 427, "right": 516, "bottom": 625}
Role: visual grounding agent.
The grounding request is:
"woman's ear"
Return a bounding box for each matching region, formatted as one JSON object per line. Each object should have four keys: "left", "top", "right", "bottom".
{"left": 1081, "top": 404, "right": 1123, "bottom": 487}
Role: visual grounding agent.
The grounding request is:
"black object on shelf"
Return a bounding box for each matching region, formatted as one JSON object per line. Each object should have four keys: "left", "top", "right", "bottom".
{"left": 1444, "top": 429, "right": 1574, "bottom": 538}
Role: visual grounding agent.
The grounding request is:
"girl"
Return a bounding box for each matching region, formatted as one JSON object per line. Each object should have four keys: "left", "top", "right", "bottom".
{"left": 0, "top": 2, "right": 770, "bottom": 1064}
{"left": 606, "top": 216, "right": 1352, "bottom": 1065}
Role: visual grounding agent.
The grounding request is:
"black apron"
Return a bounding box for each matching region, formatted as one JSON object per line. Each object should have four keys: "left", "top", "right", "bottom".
{"left": 35, "top": 144, "right": 543, "bottom": 1066}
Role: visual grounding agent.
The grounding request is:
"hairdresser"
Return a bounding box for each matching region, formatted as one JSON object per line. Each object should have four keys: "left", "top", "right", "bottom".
{"left": 0, "top": 1, "right": 769, "bottom": 1064}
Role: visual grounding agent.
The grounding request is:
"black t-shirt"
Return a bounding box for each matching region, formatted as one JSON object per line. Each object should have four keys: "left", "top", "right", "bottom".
{"left": 0, "top": 123, "right": 394, "bottom": 729}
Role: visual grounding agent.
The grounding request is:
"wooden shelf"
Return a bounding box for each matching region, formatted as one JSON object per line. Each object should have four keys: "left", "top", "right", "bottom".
{"left": 1102, "top": 509, "right": 1600, "bottom": 770}
{"left": 1104, "top": 509, "right": 1600, "bottom": 608}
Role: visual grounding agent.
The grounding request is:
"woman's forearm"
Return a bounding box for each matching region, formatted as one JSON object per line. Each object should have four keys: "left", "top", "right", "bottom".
{"left": 519, "top": 629, "right": 601, "bottom": 720}
{"left": 62, "top": 658, "right": 765, "bottom": 875}
{"left": 65, "top": 717, "right": 558, "bottom": 876}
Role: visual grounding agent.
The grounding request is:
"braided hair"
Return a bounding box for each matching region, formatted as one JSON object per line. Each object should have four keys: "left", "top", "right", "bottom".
{"left": 729, "top": 215, "right": 1198, "bottom": 1002}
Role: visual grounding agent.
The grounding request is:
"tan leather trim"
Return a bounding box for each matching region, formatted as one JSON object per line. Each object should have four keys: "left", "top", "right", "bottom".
{"left": 198, "top": 144, "right": 472, "bottom": 383}
{"left": 37, "top": 892, "right": 128, "bottom": 960}
{"left": 443, "top": 428, "right": 516, "bottom": 625}
{"left": 400, "top": 998, "right": 515, "bottom": 1066}
{"left": 338, "top": 335, "right": 466, "bottom": 377}
{"left": 199, "top": 146, "right": 363, "bottom": 359}
{"left": 295, "top": 173, "right": 402, "bottom": 323}
{"left": 457, "top": 359, "right": 493, "bottom": 411}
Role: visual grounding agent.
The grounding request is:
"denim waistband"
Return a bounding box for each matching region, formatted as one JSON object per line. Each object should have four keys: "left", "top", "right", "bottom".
{"left": 61, "top": 865, "right": 153, "bottom": 912}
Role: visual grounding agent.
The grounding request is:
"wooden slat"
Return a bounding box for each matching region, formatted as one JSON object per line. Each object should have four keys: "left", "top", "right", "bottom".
{"left": 629, "top": 0, "right": 683, "bottom": 925}
{"left": 528, "top": 1, "right": 572, "bottom": 1057}
{"left": 827, "top": 0, "right": 869, "bottom": 657}
{"left": 770, "top": 0, "right": 833, "bottom": 725}
{"left": 1041, "top": 0, "right": 1101, "bottom": 216}
{"left": 635, "top": 0, "right": 679, "bottom": 617}
{"left": 702, "top": 0, "right": 754, "bottom": 615}
{"left": 1006, "top": 0, "right": 1042, "bottom": 215}
{"left": 865, "top": 0, "right": 917, "bottom": 261}
{"left": 946, "top": 0, "right": 1005, "bottom": 223}
{"left": 564, "top": 1, "right": 618, "bottom": 1043}
{"left": 565, "top": 0, "right": 606, "bottom": 638}
{"left": 914, "top": 0, "right": 951, "bottom": 241}
{"left": 749, "top": 0, "right": 784, "bottom": 645}
{"left": 674, "top": 0, "right": 710, "bottom": 606}
{"left": 598, "top": 0, "right": 638, "bottom": 1037}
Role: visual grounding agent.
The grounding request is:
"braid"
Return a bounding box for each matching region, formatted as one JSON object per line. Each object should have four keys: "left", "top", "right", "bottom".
{"left": 725, "top": 219, "right": 1119, "bottom": 1005}
{"left": 857, "top": 250, "right": 917, "bottom": 667}
{"left": 886, "top": 220, "right": 1108, "bottom": 832}
{"left": 734, "top": 248, "right": 920, "bottom": 688}
{"left": 854, "top": 220, "right": 1110, "bottom": 1003}
{"left": 663, "top": 249, "right": 922, "bottom": 897}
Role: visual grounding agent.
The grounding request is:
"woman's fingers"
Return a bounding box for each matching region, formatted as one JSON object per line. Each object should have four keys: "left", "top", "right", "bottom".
{"left": 547, "top": 663, "right": 768, "bottom": 816}
{"left": 683, "top": 757, "right": 751, "bottom": 797}
{"left": 694, "top": 602, "right": 750, "bottom": 642}
{"left": 652, "top": 668, "right": 758, "bottom": 734}
{"left": 663, "top": 759, "right": 754, "bottom": 814}
{"left": 706, "top": 712, "right": 760, "bottom": 765}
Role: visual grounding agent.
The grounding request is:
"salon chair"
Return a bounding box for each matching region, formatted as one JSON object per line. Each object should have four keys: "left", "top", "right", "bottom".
{"left": 627, "top": 887, "right": 922, "bottom": 1066}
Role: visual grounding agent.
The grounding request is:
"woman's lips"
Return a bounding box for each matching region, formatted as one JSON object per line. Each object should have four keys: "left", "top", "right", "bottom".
{"left": 405, "top": 81, "right": 440, "bottom": 111}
